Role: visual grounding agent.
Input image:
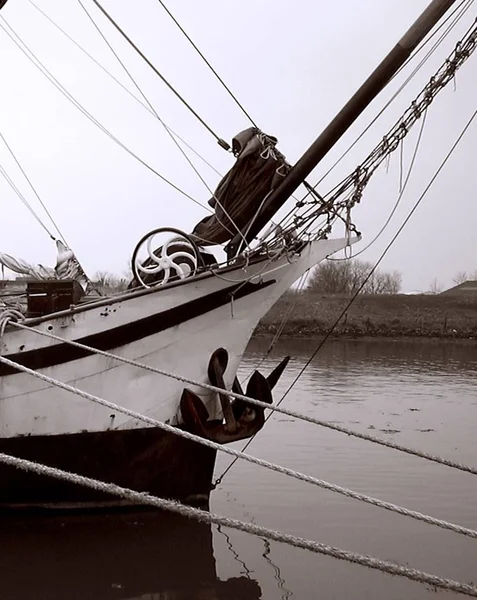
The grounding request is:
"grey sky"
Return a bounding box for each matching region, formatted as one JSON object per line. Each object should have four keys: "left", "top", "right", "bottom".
{"left": 0, "top": 0, "right": 475, "bottom": 292}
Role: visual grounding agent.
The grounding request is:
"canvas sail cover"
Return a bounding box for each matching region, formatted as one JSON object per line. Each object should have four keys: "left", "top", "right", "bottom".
{"left": 0, "top": 240, "right": 89, "bottom": 291}
{"left": 191, "top": 128, "right": 290, "bottom": 246}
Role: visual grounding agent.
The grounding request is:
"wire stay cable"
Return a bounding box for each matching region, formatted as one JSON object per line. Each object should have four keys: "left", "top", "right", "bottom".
{"left": 0, "top": 130, "right": 67, "bottom": 243}
{"left": 278, "top": 105, "right": 477, "bottom": 406}
{"left": 76, "top": 0, "right": 244, "bottom": 241}
{"left": 25, "top": 0, "right": 223, "bottom": 177}
{"left": 90, "top": 0, "right": 230, "bottom": 149}
{"left": 155, "top": 0, "right": 257, "bottom": 127}
{"left": 0, "top": 16, "right": 211, "bottom": 213}
{"left": 216, "top": 104, "right": 477, "bottom": 483}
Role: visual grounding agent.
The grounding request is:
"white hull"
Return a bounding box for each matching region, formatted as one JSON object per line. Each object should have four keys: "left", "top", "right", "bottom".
{"left": 0, "top": 238, "right": 354, "bottom": 439}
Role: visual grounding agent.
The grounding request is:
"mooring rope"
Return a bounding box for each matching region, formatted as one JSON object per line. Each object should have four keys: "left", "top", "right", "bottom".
{"left": 1, "top": 353, "right": 477, "bottom": 541}
{"left": 0, "top": 452, "right": 476, "bottom": 598}
{"left": 7, "top": 320, "right": 477, "bottom": 478}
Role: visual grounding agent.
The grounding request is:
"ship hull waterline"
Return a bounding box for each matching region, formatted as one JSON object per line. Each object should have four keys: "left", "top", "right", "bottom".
{"left": 0, "top": 237, "right": 357, "bottom": 510}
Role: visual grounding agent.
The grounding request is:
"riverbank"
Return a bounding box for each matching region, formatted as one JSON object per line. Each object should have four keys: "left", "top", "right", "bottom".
{"left": 254, "top": 292, "right": 477, "bottom": 339}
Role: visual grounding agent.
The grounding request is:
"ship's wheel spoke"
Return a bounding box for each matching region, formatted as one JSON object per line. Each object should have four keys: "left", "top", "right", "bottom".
{"left": 161, "top": 266, "right": 171, "bottom": 283}
{"left": 172, "top": 263, "right": 185, "bottom": 278}
{"left": 137, "top": 262, "right": 165, "bottom": 274}
{"left": 146, "top": 236, "right": 163, "bottom": 264}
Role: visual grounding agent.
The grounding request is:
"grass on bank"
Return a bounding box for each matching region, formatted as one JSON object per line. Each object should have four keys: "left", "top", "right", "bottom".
{"left": 256, "top": 292, "right": 477, "bottom": 339}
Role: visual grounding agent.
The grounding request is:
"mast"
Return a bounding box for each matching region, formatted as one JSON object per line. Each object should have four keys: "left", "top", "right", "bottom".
{"left": 227, "top": 0, "right": 459, "bottom": 255}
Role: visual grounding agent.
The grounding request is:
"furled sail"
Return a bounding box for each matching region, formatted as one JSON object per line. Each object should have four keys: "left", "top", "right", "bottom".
{"left": 0, "top": 253, "right": 55, "bottom": 280}
{"left": 191, "top": 128, "right": 290, "bottom": 246}
{"left": 0, "top": 240, "right": 89, "bottom": 290}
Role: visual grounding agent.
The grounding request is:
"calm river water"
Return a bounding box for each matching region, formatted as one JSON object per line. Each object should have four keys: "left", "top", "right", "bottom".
{"left": 1, "top": 339, "right": 476, "bottom": 599}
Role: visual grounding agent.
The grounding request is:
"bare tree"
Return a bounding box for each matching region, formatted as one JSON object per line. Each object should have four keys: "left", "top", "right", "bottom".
{"left": 429, "top": 278, "right": 443, "bottom": 294}
{"left": 306, "top": 261, "right": 353, "bottom": 294}
{"left": 453, "top": 271, "right": 468, "bottom": 285}
{"left": 453, "top": 270, "right": 477, "bottom": 284}
{"left": 93, "top": 271, "right": 110, "bottom": 287}
{"left": 363, "top": 269, "right": 402, "bottom": 294}
{"left": 92, "top": 271, "right": 129, "bottom": 292}
{"left": 307, "top": 260, "right": 402, "bottom": 294}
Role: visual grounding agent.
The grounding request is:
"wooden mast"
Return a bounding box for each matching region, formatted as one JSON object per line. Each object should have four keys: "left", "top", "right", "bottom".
{"left": 227, "top": 0, "right": 459, "bottom": 255}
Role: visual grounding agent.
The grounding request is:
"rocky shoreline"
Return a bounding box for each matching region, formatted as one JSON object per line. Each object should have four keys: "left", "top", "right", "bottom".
{"left": 254, "top": 292, "right": 477, "bottom": 340}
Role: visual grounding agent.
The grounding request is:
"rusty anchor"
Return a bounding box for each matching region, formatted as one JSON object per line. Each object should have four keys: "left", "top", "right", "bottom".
{"left": 208, "top": 347, "right": 238, "bottom": 434}
{"left": 180, "top": 348, "right": 290, "bottom": 444}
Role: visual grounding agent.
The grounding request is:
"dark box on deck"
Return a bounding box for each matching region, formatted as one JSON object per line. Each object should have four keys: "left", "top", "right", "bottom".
{"left": 26, "top": 279, "right": 84, "bottom": 317}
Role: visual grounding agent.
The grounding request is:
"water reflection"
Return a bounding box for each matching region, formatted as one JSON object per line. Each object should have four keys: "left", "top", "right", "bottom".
{"left": 0, "top": 510, "right": 261, "bottom": 600}
{"left": 2, "top": 339, "right": 476, "bottom": 600}
{"left": 247, "top": 337, "right": 477, "bottom": 373}
{"left": 212, "top": 338, "right": 477, "bottom": 599}
{"left": 261, "top": 539, "right": 293, "bottom": 599}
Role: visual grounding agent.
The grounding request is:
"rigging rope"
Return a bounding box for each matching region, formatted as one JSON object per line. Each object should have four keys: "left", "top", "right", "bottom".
{"left": 329, "top": 108, "right": 429, "bottom": 261}
{"left": 25, "top": 0, "right": 222, "bottom": 177}
{"left": 90, "top": 0, "right": 230, "bottom": 150}
{"left": 280, "top": 0, "right": 475, "bottom": 234}
{"left": 0, "top": 130, "right": 67, "bottom": 243}
{"left": 273, "top": 3, "right": 474, "bottom": 244}
{"left": 252, "top": 272, "right": 309, "bottom": 373}
{"left": 76, "top": 1, "right": 215, "bottom": 198}
{"left": 0, "top": 17, "right": 211, "bottom": 213}
{"left": 6, "top": 319, "right": 477, "bottom": 477}
{"left": 0, "top": 162, "right": 55, "bottom": 239}
{"left": 392, "top": 0, "right": 475, "bottom": 82}
{"left": 0, "top": 350, "right": 477, "bottom": 541}
{"left": 216, "top": 272, "right": 310, "bottom": 484}
{"left": 2, "top": 452, "right": 476, "bottom": 597}
{"left": 283, "top": 15, "right": 477, "bottom": 241}
{"left": 76, "top": 0, "right": 247, "bottom": 245}
{"left": 301, "top": 0, "right": 475, "bottom": 202}
{"left": 277, "top": 105, "right": 477, "bottom": 410}
{"left": 155, "top": 0, "right": 257, "bottom": 128}
{"left": 215, "top": 103, "right": 477, "bottom": 484}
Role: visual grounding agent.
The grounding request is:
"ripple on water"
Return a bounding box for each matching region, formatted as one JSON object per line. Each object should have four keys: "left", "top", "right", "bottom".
{"left": 213, "top": 339, "right": 477, "bottom": 599}
{"left": 2, "top": 339, "right": 476, "bottom": 600}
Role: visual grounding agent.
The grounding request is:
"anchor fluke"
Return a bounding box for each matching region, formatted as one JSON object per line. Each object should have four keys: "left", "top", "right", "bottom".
{"left": 180, "top": 388, "right": 209, "bottom": 434}
{"left": 232, "top": 370, "right": 272, "bottom": 421}
{"left": 266, "top": 356, "right": 290, "bottom": 390}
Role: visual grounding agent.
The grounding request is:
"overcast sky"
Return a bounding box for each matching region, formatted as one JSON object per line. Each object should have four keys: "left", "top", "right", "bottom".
{"left": 0, "top": 0, "right": 475, "bottom": 292}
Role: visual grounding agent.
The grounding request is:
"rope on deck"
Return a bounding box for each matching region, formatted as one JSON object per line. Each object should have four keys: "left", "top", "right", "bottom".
{"left": 1, "top": 451, "right": 476, "bottom": 598}
{"left": 8, "top": 320, "right": 477, "bottom": 477}
{"left": 0, "top": 309, "right": 24, "bottom": 336}
{"left": 1, "top": 353, "right": 477, "bottom": 541}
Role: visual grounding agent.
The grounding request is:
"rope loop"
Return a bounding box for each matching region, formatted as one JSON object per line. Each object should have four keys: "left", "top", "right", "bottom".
{"left": 0, "top": 308, "right": 25, "bottom": 338}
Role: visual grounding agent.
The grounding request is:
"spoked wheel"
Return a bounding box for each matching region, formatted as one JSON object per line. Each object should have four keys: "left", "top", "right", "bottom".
{"left": 131, "top": 227, "right": 203, "bottom": 288}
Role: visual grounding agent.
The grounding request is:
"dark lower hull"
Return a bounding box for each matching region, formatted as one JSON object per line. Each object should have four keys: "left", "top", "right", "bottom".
{"left": 0, "top": 425, "right": 217, "bottom": 511}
